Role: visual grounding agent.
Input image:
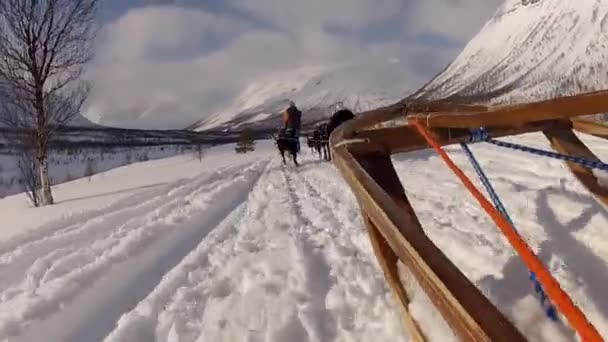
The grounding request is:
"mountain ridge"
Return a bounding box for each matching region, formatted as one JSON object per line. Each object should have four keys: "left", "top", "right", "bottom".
{"left": 412, "top": 0, "right": 608, "bottom": 104}
{"left": 191, "top": 60, "right": 414, "bottom": 131}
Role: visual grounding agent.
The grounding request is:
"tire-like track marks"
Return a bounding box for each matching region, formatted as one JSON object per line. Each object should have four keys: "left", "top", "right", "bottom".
{"left": 0, "top": 160, "right": 269, "bottom": 341}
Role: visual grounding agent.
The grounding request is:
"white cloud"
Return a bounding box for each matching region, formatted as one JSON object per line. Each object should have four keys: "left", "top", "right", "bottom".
{"left": 95, "top": 6, "right": 247, "bottom": 63}
{"left": 404, "top": 0, "right": 503, "bottom": 43}
{"left": 87, "top": 7, "right": 308, "bottom": 128}
{"left": 85, "top": 1, "right": 503, "bottom": 129}
{"left": 232, "top": 0, "right": 403, "bottom": 31}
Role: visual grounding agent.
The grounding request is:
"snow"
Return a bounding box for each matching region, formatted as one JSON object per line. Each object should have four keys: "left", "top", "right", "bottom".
{"left": 0, "top": 133, "right": 608, "bottom": 341}
{"left": 416, "top": 0, "right": 608, "bottom": 104}
{"left": 193, "top": 61, "right": 414, "bottom": 131}
{"left": 0, "top": 145, "right": 189, "bottom": 199}
{"left": 0, "top": 144, "right": 256, "bottom": 243}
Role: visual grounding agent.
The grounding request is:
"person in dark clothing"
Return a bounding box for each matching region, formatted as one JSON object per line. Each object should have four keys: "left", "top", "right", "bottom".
{"left": 282, "top": 101, "right": 302, "bottom": 152}
{"left": 283, "top": 101, "right": 302, "bottom": 130}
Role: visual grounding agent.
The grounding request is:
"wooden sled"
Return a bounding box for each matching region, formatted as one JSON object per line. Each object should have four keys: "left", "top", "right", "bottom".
{"left": 330, "top": 90, "right": 608, "bottom": 341}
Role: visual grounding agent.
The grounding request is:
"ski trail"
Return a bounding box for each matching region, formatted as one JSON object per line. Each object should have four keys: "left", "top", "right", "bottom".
{"left": 105, "top": 157, "right": 404, "bottom": 342}
{"left": 0, "top": 164, "right": 249, "bottom": 292}
{"left": 285, "top": 164, "right": 409, "bottom": 340}
{"left": 280, "top": 167, "right": 338, "bottom": 342}
{"left": 0, "top": 160, "right": 269, "bottom": 341}
{"left": 105, "top": 158, "right": 317, "bottom": 342}
{"left": 0, "top": 163, "right": 247, "bottom": 261}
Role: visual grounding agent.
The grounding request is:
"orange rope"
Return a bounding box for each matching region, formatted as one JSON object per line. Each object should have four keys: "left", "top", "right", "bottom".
{"left": 409, "top": 119, "right": 603, "bottom": 342}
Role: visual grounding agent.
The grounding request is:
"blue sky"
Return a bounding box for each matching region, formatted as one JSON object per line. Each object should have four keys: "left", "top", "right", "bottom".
{"left": 86, "top": 0, "right": 503, "bottom": 128}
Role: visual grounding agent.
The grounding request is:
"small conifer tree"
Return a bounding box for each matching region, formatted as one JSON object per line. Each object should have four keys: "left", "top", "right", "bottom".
{"left": 235, "top": 129, "right": 256, "bottom": 154}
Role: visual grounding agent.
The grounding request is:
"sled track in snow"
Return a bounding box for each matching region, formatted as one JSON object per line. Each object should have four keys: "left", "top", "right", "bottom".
{"left": 100, "top": 157, "right": 402, "bottom": 342}
{"left": 281, "top": 167, "right": 340, "bottom": 341}
{"left": 0, "top": 160, "right": 269, "bottom": 341}
{"left": 280, "top": 164, "right": 406, "bottom": 340}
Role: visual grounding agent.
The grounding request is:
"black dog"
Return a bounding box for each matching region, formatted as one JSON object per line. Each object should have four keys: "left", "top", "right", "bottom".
{"left": 324, "top": 109, "right": 355, "bottom": 160}
{"left": 306, "top": 134, "right": 316, "bottom": 153}
{"left": 327, "top": 109, "right": 355, "bottom": 137}
{"left": 312, "top": 123, "right": 329, "bottom": 160}
{"left": 273, "top": 131, "right": 299, "bottom": 166}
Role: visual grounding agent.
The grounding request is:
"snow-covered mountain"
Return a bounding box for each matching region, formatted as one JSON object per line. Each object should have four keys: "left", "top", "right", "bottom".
{"left": 191, "top": 61, "right": 413, "bottom": 131}
{"left": 414, "top": 0, "right": 608, "bottom": 104}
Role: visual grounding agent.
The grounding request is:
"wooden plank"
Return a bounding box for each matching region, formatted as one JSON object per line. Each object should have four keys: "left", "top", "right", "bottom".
{"left": 408, "top": 90, "right": 608, "bottom": 129}
{"left": 543, "top": 127, "right": 608, "bottom": 207}
{"left": 364, "top": 216, "right": 426, "bottom": 342}
{"left": 342, "top": 120, "right": 569, "bottom": 156}
{"left": 328, "top": 90, "right": 608, "bottom": 341}
{"left": 340, "top": 100, "right": 488, "bottom": 138}
{"left": 572, "top": 118, "right": 608, "bottom": 140}
{"left": 330, "top": 145, "right": 526, "bottom": 341}
{"left": 340, "top": 101, "right": 407, "bottom": 138}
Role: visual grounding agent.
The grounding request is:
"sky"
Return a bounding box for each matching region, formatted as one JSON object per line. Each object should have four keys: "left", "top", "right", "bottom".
{"left": 84, "top": 0, "right": 504, "bottom": 129}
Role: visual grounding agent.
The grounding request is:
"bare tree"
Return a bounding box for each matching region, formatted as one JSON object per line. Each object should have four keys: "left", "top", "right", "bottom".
{"left": 0, "top": 0, "right": 98, "bottom": 206}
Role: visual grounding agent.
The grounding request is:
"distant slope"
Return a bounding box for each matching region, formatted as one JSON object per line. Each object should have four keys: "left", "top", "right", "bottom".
{"left": 191, "top": 61, "right": 413, "bottom": 131}
{"left": 413, "top": 0, "right": 608, "bottom": 104}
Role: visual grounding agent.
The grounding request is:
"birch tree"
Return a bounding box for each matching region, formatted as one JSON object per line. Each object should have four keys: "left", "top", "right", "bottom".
{"left": 0, "top": 0, "right": 98, "bottom": 205}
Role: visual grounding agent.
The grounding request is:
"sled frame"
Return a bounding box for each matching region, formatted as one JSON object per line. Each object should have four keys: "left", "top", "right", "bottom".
{"left": 330, "top": 90, "right": 608, "bottom": 341}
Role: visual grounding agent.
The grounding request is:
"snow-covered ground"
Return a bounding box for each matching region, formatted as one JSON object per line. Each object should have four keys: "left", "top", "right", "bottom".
{"left": 0, "top": 134, "right": 607, "bottom": 341}
{"left": 0, "top": 145, "right": 196, "bottom": 199}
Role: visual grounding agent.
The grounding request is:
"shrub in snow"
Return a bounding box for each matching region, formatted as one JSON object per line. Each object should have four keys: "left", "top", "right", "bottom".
{"left": 84, "top": 159, "right": 97, "bottom": 182}
{"left": 235, "top": 130, "right": 256, "bottom": 154}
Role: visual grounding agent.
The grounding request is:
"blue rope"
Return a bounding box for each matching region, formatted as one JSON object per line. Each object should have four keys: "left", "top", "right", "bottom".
{"left": 460, "top": 143, "right": 559, "bottom": 321}
{"left": 461, "top": 144, "right": 512, "bottom": 221}
{"left": 469, "top": 128, "right": 608, "bottom": 171}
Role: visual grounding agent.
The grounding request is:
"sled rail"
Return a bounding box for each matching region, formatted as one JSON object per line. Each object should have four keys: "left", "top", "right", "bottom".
{"left": 330, "top": 90, "right": 608, "bottom": 341}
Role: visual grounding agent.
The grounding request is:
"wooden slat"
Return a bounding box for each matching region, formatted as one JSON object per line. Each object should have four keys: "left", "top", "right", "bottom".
{"left": 572, "top": 118, "right": 608, "bottom": 140}
{"left": 330, "top": 144, "right": 526, "bottom": 341}
{"left": 364, "top": 216, "right": 426, "bottom": 342}
{"left": 340, "top": 100, "right": 488, "bottom": 138}
{"left": 408, "top": 90, "right": 608, "bottom": 129}
{"left": 343, "top": 120, "right": 569, "bottom": 156}
{"left": 543, "top": 127, "right": 608, "bottom": 207}
{"left": 329, "top": 89, "right": 608, "bottom": 341}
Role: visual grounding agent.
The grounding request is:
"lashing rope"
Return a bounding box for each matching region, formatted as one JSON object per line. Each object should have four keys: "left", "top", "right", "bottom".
{"left": 469, "top": 128, "right": 608, "bottom": 171}
{"left": 460, "top": 143, "right": 558, "bottom": 321}
{"left": 409, "top": 120, "right": 602, "bottom": 342}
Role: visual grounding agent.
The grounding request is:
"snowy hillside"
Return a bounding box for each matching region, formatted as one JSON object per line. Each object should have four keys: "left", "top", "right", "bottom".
{"left": 1, "top": 134, "right": 608, "bottom": 341}
{"left": 414, "top": 0, "right": 608, "bottom": 104}
{"left": 192, "top": 61, "right": 413, "bottom": 131}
